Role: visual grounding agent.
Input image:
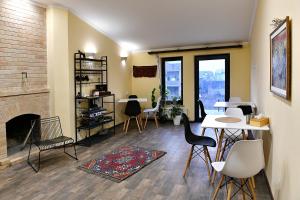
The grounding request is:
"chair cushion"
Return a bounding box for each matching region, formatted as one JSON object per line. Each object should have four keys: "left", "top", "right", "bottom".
{"left": 212, "top": 161, "right": 225, "bottom": 172}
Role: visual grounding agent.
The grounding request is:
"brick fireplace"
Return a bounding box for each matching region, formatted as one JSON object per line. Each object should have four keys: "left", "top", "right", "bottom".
{"left": 0, "top": 92, "right": 49, "bottom": 159}
{"left": 0, "top": 1, "right": 49, "bottom": 160}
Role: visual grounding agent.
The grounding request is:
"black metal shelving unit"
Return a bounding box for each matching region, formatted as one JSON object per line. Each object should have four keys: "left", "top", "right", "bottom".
{"left": 74, "top": 51, "right": 115, "bottom": 145}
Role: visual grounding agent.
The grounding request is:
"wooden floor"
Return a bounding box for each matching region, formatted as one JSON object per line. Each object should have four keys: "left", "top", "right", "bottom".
{"left": 0, "top": 122, "right": 272, "bottom": 200}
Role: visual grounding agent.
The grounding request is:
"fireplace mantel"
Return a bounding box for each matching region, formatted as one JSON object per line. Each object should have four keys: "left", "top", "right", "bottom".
{"left": 0, "top": 88, "right": 50, "bottom": 98}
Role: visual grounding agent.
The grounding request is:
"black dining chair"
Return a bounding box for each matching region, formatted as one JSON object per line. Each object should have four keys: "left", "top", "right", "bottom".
{"left": 182, "top": 113, "right": 216, "bottom": 180}
{"left": 198, "top": 99, "right": 207, "bottom": 122}
{"left": 198, "top": 99, "right": 219, "bottom": 142}
{"left": 237, "top": 105, "right": 253, "bottom": 115}
{"left": 128, "top": 95, "right": 138, "bottom": 99}
{"left": 123, "top": 95, "right": 142, "bottom": 133}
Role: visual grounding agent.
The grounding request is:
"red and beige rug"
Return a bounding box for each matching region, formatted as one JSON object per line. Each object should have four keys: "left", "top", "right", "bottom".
{"left": 78, "top": 146, "right": 166, "bottom": 182}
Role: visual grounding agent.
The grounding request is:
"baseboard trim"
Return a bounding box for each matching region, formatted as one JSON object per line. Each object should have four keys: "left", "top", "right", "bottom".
{"left": 262, "top": 170, "right": 275, "bottom": 200}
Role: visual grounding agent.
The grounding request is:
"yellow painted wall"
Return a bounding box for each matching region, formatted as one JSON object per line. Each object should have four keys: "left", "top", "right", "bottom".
{"left": 130, "top": 46, "right": 251, "bottom": 120}
{"left": 68, "top": 13, "right": 132, "bottom": 136}
{"left": 47, "top": 8, "right": 131, "bottom": 139}
{"left": 47, "top": 7, "right": 71, "bottom": 136}
{"left": 129, "top": 52, "right": 160, "bottom": 109}
{"left": 250, "top": 0, "right": 300, "bottom": 199}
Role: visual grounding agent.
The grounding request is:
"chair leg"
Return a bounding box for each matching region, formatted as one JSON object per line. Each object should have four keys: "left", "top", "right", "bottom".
{"left": 154, "top": 114, "right": 159, "bottom": 128}
{"left": 203, "top": 147, "right": 211, "bottom": 182}
{"left": 183, "top": 145, "right": 194, "bottom": 177}
{"left": 27, "top": 144, "right": 40, "bottom": 173}
{"left": 125, "top": 118, "right": 130, "bottom": 133}
{"left": 240, "top": 179, "right": 246, "bottom": 200}
{"left": 251, "top": 176, "right": 256, "bottom": 189}
{"left": 211, "top": 129, "right": 224, "bottom": 184}
{"left": 227, "top": 180, "right": 233, "bottom": 200}
{"left": 220, "top": 139, "right": 228, "bottom": 161}
{"left": 212, "top": 175, "right": 225, "bottom": 200}
{"left": 136, "top": 117, "right": 142, "bottom": 133}
{"left": 249, "top": 178, "right": 257, "bottom": 200}
{"left": 63, "top": 143, "right": 78, "bottom": 160}
{"left": 123, "top": 119, "right": 127, "bottom": 131}
{"left": 206, "top": 147, "right": 212, "bottom": 164}
{"left": 73, "top": 144, "right": 78, "bottom": 160}
{"left": 144, "top": 114, "right": 148, "bottom": 129}
{"left": 139, "top": 115, "right": 144, "bottom": 130}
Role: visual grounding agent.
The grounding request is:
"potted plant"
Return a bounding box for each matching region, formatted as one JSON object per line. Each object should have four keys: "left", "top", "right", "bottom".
{"left": 158, "top": 85, "right": 169, "bottom": 123}
{"left": 170, "top": 97, "right": 183, "bottom": 125}
{"left": 151, "top": 88, "right": 157, "bottom": 108}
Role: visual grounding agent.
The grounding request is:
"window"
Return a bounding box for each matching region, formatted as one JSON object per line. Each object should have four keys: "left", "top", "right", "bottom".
{"left": 161, "top": 57, "right": 183, "bottom": 103}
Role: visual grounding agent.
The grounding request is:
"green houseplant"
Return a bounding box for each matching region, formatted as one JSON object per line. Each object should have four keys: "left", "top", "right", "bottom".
{"left": 158, "top": 85, "right": 169, "bottom": 122}
{"left": 170, "top": 97, "right": 183, "bottom": 125}
{"left": 151, "top": 88, "right": 157, "bottom": 108}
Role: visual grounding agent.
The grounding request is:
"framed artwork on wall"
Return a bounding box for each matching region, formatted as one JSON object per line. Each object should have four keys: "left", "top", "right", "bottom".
{"left": 270, "top": 16, "right": 291, "bottom": 100}
{"left": 133, "top": 65, "right": 157, "bottom": 78}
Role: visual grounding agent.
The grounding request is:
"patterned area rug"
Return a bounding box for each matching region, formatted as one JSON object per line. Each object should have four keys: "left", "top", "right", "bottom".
{"left": 78, "top": 146, "right": 166, "bottom": 182}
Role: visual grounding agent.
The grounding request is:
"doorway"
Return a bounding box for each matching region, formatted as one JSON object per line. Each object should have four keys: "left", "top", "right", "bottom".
{"left": 194, "top": 54, "right": 230, "bottom": 121}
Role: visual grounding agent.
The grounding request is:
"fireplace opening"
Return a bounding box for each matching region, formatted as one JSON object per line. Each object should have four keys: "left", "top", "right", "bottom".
{"left": 6, "top": 114, "right": 40, "bottom": 156}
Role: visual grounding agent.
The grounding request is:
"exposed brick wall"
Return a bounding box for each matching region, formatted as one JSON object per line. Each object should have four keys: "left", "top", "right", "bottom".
{"left": 0, "top": 0, "right": 47, "bottom": 93}
{"left": 0, "top": 1, "right": 49, "bottom": 160}
{"left": 0, "top": 92, "right": 49, "bottom": 159}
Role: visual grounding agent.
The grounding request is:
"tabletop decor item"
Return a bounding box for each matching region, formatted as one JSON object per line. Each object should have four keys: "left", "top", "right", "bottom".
{"left": 250, "top": 114, "right": 270, "bottom": 127}
{"left": 270, "top": 16, "right": 291, "bottom": 100}
{"left": 78, "top": 146, "right": 166, "bottom": 182}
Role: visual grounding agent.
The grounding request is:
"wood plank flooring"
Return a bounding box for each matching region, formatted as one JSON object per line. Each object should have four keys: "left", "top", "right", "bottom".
{"left": 0, "top": 122, "right": 272, "bottom": 200}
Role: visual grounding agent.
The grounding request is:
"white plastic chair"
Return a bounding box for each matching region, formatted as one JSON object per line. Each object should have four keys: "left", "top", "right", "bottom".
{"left": 222, "top": 108, "right": 246, "bottom": 156}
{"left": 143, "top": 96, "right": 161, "bottom": 129}
{"left": 212, "top": 139, "right": 265, "bottom": 200}
{"left": 212, "top": 107, "right": 248, "bottom": 184}
{"left": 229, "top": 96, "right": 242, "bottom": 102}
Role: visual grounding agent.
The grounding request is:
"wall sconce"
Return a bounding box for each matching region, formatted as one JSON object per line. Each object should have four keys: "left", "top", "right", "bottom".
{"left": 121, "top": 56, "right": 127, "bottom": 62}
{"left": 121, "top": 56, "right": 127, "bottom": 65}
{"left": 85, "top": 52, "right": 96, "bottom": 59}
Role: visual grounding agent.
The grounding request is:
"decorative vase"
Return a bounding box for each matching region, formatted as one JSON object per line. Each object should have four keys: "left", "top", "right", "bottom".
{"left": 173, "top": 115, "right": 181, "bottom": 125}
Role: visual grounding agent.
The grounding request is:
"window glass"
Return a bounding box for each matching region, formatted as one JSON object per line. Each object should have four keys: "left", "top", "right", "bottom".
{"left": 162, "top": 59, "right": 182, "bottom": 101}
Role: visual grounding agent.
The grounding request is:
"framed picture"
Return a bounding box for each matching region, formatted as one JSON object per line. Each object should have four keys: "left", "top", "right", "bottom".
{"left": 270, "top": 16, "right": 291, "bottom": 99}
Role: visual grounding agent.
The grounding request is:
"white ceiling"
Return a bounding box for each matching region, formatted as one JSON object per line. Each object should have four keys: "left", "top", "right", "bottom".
{"left": 35, "top": 0, "right": 257, "bottom": 51}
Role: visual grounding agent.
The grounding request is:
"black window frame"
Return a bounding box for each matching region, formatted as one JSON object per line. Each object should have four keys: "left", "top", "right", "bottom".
{"left": 161, "top": 56, "right": 183, "bottom": 105}
{"left": 194, "top": 53, "right": 230, "bottom": 122}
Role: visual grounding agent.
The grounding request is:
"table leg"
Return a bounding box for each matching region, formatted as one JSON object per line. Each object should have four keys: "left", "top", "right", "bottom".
{"left": 214, "top": 128, "right": 219, "bottom": 143}
{"left": 215, "top": 129, "right": 224, "bottom": 161}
